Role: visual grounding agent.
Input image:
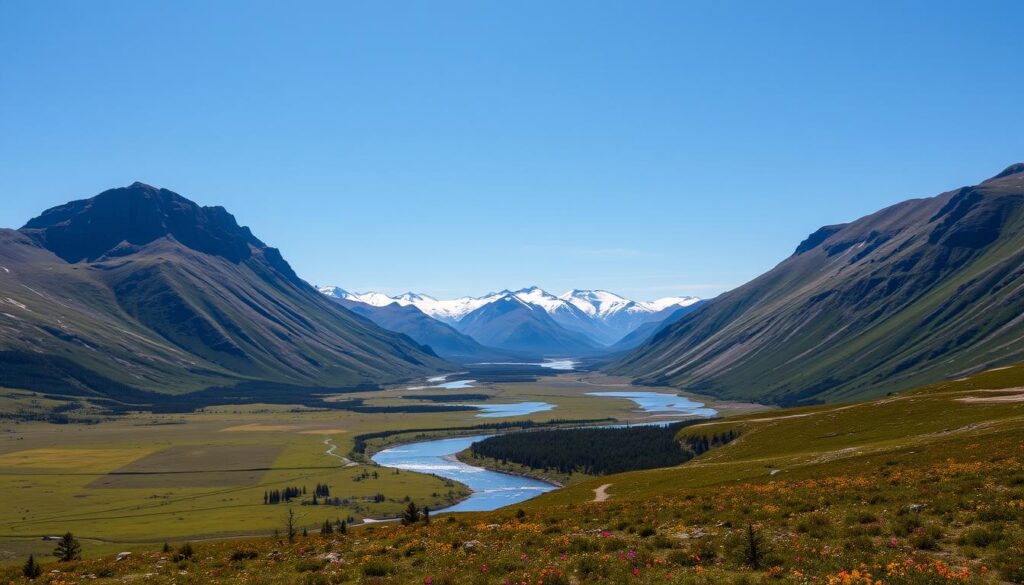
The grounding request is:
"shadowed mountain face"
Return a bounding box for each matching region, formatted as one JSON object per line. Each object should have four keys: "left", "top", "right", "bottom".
{"left": 612, "top": 164, "right": 1024, "bottom": 405}
{"left": 607, "top": 302, "right": 706, "bottom": 352}
{"left": 0, "top": 184, "right": 449, "bottom": 399}
{"left": 328, "top": 298, "right": 521, "bottom": 362}
{"left": 455, "top": 294, "right": 600, "bottom": 356}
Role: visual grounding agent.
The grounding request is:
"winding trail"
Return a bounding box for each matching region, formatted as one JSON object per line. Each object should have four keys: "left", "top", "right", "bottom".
{"left": 323, "top": 438, "right": 358, "bottom": 467}
{"left": 593, "top": 483, "right": 612, "bottom": 502}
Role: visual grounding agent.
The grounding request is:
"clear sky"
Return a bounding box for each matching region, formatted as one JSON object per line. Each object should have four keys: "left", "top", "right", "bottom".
{"left": 2, "top": 2, "right": 1021, "bottom": 300}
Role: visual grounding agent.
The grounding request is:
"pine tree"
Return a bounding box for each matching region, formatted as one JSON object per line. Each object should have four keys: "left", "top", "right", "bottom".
{"left": 422, "top": 506, "right": 430, "bottom": 524}
{"left": 53, "top": 532, "right": 81, "bottom": 562}
{"left": 286, "top": 508, "right": 297, "bottom": 543}
{"left": 401, "top": 501, "right": 420, "bottom": 525}
{"left": 162, "top": 542, "right": 171, "bottom": 553}
{"left": 339, "top": 519, "right": 347, "bottom": 534}
{"left": 22, "top": 554, "right": 42, "bottom": 579}
{"left": 322, "top": 519, "right": 334, "bottom": 535}
{"left": 302, "top": 527, "right": 308, "bottom": 538}
{"left": 744, "top": 524, "right": 763, "bottom": 570}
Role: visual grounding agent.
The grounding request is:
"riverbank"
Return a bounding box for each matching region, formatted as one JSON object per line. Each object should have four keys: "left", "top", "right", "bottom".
{"left": 453, "top": 449, "right": 585, "bottom": 487}
{"left": 371, "top": 434, "right": 557, "bottom": 513}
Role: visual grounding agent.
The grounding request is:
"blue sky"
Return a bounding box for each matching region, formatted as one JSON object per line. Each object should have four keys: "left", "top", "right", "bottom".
{"left": 2, "top": 2, "right": 1021, "bottom": 300}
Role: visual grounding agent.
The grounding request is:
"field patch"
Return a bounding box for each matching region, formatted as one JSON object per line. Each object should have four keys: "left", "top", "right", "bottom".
{"left": 87, "top": 444, "right": 284, "bottom": 488}
{"left": 0, "top": 448, "right": 150, "bottom": 470}
{"left": 221, "top": 423, "right": 300, "bottom": 432}
{"left": 298, "top": 428, "right": 347, "bottom": 435}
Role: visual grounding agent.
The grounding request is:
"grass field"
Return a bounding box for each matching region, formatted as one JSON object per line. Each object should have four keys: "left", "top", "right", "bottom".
{"left": 0, "top": 372, "right": 739, "bottom": 564}
{"left": 1, "top": 365, "right": 1022, "bottom": 582}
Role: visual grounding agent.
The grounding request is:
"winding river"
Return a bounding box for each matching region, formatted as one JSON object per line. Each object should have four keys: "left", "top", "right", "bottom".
{"left": 371, "top": 435, "right": 556, "bottom": 512}
{"left": 372, "top": 373, "right": 719, "bottom": 513}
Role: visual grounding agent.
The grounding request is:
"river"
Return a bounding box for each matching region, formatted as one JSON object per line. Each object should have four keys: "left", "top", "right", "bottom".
{"left": 371, "top": 435, "right": 556, "bottom": 512}
{"left": 371, "top": 379, "right": 717, "bottom": 513}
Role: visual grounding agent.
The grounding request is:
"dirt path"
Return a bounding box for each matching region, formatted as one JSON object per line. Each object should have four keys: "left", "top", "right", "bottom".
{"left": 593, "top": 483, "right": 612, "bottom": 502}
{"left": 324, "top": 438, "right": 358, "bottom": 467}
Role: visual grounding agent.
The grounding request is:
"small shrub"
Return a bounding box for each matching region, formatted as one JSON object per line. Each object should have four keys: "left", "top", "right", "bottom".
{"left": 667, "top": 549, "right": 697, "bottom": 567}
{"left": 174, "top": 542, "right": 194, "bottom": 562}
{"left": 796, "top": 513, "right": 833, "bottom": 539}
{"left": 569, "top": 537, "right": 599, "bottom": 553}
{"left": 910, "top": 526, "right": 942, "bottom": 550}
{"left": 959, "top": 526, "right": 1001, "bottom": 548}
{"left": 575, "top": 555, "right": 602, "bottom": 578}
{"left": 296, "top": 559, "right": 327, "bottom": 573}
{"left": 230, "top": 549, "right": 259, "bottom": 561}
{"left": 362, "top": 559, "right": 394, "bottom": 577}
{"left": 651, "top": 534, "right": 675, "bottom": 549}
{"left": 892, "top": 516, "right": 921, "bottom": 537}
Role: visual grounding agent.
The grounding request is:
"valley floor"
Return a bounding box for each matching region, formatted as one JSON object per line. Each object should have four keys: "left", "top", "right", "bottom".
{"left": 2, "top": 365, "right": 1023, "bottom": 583}
{"left": 0, "top": 372, "right": 748, "bottom": 563}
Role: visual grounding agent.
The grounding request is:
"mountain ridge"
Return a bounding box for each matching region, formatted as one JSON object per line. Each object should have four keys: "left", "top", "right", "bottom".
{"left": 0, "top": 183, "right": 450, "bottom": 400}
{"left": 611, "top": 164, "right": 1024, "bottom": 405}
{"left": 318, "top": 285, "right": 700, "bottom": 347}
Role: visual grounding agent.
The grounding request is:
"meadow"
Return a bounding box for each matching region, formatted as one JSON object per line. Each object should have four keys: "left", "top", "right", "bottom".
{"left": 1, "top": 366, "right": 1021, "bottom": 583}
{"left": 0, "top": 372, "right": 740, "bottom": 563}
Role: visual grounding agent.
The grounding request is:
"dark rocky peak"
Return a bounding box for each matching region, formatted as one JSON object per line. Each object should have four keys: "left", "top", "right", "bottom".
{"left": 20, "top": 183, "right": 265, "bottom": 263}
{"left": 793, "top": 224, "right": 846, "bottom": 256}
{"left": 984, "top": 162, "right": 1024, "bottom": 183}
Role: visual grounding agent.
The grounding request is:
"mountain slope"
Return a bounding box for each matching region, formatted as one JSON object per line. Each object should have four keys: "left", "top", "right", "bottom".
{"left": 607, "top": 301, "right": 706, "bottom": 352}
{"left": 1, "top": 183, "right": 448, "bottom": 398}
{"left": 612, "top": 164, "right": 1024, "bottom": 405}
{"left": 561, "top": 289, "right": 701, "bottom": 343}
{"left": 511, "top": 286, "right": 619, "bottom": 344}
{"left": 455, "top": 294, "right": 600, "bottom": 356}
{"left": 327, "top": 297, "right": 516, "bottom": 362}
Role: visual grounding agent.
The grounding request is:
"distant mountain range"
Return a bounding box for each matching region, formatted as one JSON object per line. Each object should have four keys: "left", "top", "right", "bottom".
{"left": 0, "top": 183, "right": 449, "bottom": 403}
{"left": 319, "top": 285, "right": 701, "bottom": 358}
{"left": 329, "top": 297, "right": 522, "bottom": 362}
{"left": 612, "top": 163, "right": 1024, "bottom": 405}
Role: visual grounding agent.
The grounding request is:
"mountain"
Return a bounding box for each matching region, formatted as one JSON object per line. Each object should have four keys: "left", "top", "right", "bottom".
{"left": 325, "top": 296, "right": 516, "bottom": 362}
{"left": 454, "top": 293, "right": 601, "bottom": 355}
{"left": 561, "top": 289, "right": 702, "bottom": 343}
{"left": 607, "top": 301, "right": 706, "bottom": 352}
{"left": 0, "top": 183, "right": 449, "bottom": 400}
{"left": 510, "top": 286, "right": 618, "bottom": 344}
{"left": 318, "top": 286, "right": 701, "bottom": 346}
{"left": 612, "top": 164, "right": 1024, "bottom": 405}
{"left": 321, "top": 287, "right": 501, "bottom": 324}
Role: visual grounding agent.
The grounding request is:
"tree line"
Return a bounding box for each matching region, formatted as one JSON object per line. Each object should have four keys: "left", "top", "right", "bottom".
{"left": 469, "top": 421, "right": 738, "bottom": 476}
{"left": 264, "top": 485, "right": 305, "bottom": 504}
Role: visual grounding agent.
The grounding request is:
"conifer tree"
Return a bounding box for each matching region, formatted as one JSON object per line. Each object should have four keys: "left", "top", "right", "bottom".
{"left": 744, "top": 524, "right": 763, "bottom": 570}
{"left": 23, "top": 554, "right": 42, "bottom": 579}
{"left": 401, "top": 501, "right": 420, "bottom": 525}
{"left": 53, "top": 532, "right": 81, "bottom": 562}
{"left": 286, "top": 508, "right": 297, "bottom": 543}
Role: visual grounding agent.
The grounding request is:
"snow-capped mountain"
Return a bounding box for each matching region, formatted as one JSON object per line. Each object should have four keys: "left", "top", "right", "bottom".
{"left": 318, "top": 286, "right": 496, "bottom": 323}
{"left": 639, "top": 296, "right": 703, "bottom": 312}
{"left": 560, "top": 289, "right": 701, "bottom": 318}
{"left": 455, "top": 293, "right": 600, "bottom": 355}
{"left": 318, "top": 285, "right": 702, "bottom": 348}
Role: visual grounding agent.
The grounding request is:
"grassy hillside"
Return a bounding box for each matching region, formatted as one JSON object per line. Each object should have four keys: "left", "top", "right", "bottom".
{"left": 0, "top": 184, "right": 450, "bottom": 400}
{"left": 612, "top": 165, "right": 1024, "bottom": 405}
{"left": 6, "top": 365, "right": 1023, "bottom": 583}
